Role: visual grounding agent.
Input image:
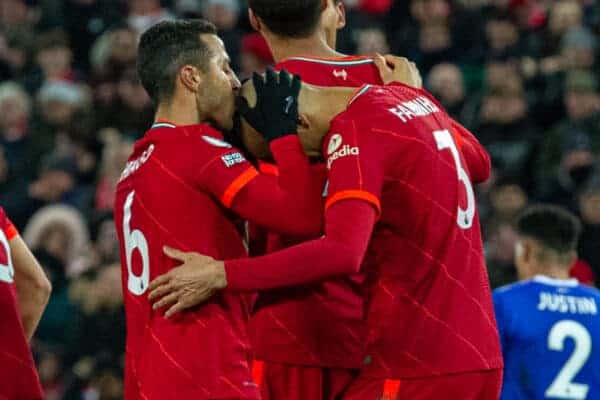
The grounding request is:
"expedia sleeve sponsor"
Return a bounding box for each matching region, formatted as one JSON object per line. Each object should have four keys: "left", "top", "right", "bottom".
{"left": 326, "top": 133, "right": 360, "bottom": 168}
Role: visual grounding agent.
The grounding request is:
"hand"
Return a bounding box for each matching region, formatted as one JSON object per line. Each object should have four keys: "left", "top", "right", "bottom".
{"left": 237, "top": 68, "right": 301, "bottom": 142}
{"left": 374, "top": 54, "right": 422, "bottom": 88}
{"left": 148, "top": 247, "right": 227, "bottom": 318}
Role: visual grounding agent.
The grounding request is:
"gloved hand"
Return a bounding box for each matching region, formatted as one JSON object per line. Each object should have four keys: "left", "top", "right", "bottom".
{"left": 237, "top": 68, "right": 301, "bottom": 143}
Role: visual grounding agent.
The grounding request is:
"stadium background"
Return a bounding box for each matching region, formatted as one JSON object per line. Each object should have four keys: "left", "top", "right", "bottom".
{"left": 0, "top": 0, "right": 599, "bottom": 398}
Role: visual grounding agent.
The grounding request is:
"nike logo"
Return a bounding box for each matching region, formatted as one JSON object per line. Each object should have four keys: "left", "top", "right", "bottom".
{"left": 284, "top": 96, "right": 294, "bottom": 114}
{"left": 333, "top": 69, "right": 348, "bottom": 80}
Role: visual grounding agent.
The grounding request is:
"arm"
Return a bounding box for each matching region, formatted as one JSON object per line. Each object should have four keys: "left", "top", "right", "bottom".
{"left": 10, "top": 235, "right": 52, "bottom": 340}
{"left": 226, "top": 199, "right": 376, "bottom": 290}
{"left": 148, "top": 199, "right": 376, "bottom": 317}
{"left": 229, "top": 135, "right": 323, "bottom": 237}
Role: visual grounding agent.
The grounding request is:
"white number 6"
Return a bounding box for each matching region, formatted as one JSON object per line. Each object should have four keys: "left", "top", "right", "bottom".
{"left": 433, "top": 130, "right": 475, "bottom": 229}
{"left": 123, "top": 191, "right": 150, "bottom": 295}
{"left": 0, "top": 229, "right": 14, "bottom": 283}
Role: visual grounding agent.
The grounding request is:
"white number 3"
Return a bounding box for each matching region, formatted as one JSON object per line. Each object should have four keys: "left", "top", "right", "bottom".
{"left": 433, "top": 130, "right": 475, "bottom": 229}
{"left": 123, "top": 191, "right": 150, "bottom": 295}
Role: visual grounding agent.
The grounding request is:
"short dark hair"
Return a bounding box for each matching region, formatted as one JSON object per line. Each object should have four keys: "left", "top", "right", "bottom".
{"left": 137, "top": 19, "right": 217, "bottom": 104}
{"left": 516, "top": 205, "right": 582, "bottom": 255}
{"left": 249, "top": 0, "right": 323, "bottom": 38}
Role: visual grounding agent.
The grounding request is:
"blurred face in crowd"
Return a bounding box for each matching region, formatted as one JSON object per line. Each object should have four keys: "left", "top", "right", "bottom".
{"left": 320, "top": 0, "right": 346, "bottom": 48}
{"left": 110, "top": 28, "right": 137, "bottom": 64}
{"left": 562, "top": 46, "right": 596, "bottom": 69}
{"left": 485, "top": 61, "right": 521, "bottom": 92}
{"left": 565, "top": 89, "right": 600, "bottom": 120}
{"left": 118, "top": 69, "right": 151, "bottom": 111}
{"left": 488, "top": 222, "right": 519, "bottom": 264}
{"left": 128, "top": 0, "right": 161, "bottom": 14}
{"left": 491, "top": 183, "right": 528, "bottom": 219}
{"left": 481, "top": 92, "right": 527, "bottom": 124}
{"left": 0, "top": 0, "right": 29, "bottom": 27}
{"left": 36, "top": 45, "right": 73, "bottom": 79}
{"left": 40, "top": 223, "right": 72, "bottom": 263}
{"left": 356, "top": 27, "right": 389, "bottom": 55}
{"left": 427, "top": 63, "right": 464, "bottom": 106}
{"left": 549, "top": 0, "right": 582, "bottom": 36}
{"left": 0, "top": 91, "right": 30, "bottom": 132}
{"left": 411, "top": 0, "right": 450, "bottom": 25}
{"left": 195, "top": 34, "right": 241, "bottom": 130}
{"left": 203, "top": 2, "right": 238, "bottom": 30}
{"left": 419, "top": 24, "right": 451, "bottom": 52}
{"left": 580, "top": 191, "right": 600, "bottom": 225}
{"left": 41, "top": 99, "right": 77, "bottom": 126}
{"left": 486, "top": 19, "right": 518, "bottom": 51}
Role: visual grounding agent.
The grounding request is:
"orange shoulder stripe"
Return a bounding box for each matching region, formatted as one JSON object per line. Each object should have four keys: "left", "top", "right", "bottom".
{"left": 325, "top": 190, "right": 381, "bottom": 216}
{"left": 5, "top": 223, "right": 18, "bottom": 240}
{"left": 382, "top": 379, "right": 401, "bottom": 399}
{"left": 221, "top": 167, "right": 259, "bottom": 208}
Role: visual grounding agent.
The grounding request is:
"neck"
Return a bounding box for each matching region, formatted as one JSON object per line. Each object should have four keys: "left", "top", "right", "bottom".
{"left": 266, "top": 33, "right": 344, "bottom": 62}
{"left": 301, "top": 84, "right": 355, "bottom": 133}
{"left": 535, "top": 264, "right": 571, "bottom": 281}
{"left": 154, "top": 96, "right": 201, "bottom": 126}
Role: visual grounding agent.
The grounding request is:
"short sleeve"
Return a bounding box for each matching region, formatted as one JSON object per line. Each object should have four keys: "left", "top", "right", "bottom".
{"left": 323, "top": 116, "right": 383, "bottom": 216}
{"left": 0, "top": 207, "right": 17, "bottom": 240}
{"left": 187, "top": 132, "right": 259, "bottom": 208}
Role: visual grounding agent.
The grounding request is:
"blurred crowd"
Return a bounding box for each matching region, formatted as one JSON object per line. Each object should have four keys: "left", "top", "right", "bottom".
{"left": 0, "top": 0, "right": 599, "bottom": 398}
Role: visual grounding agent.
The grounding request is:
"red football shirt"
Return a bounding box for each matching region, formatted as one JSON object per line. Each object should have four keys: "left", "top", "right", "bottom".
{"left": 322, "top": 84, "right": 502, "bottom": 378}
{"left": 226, "top": 84, "right": 503, "bottom": 378}
{"left": 0, "top": 207, "right": 44, "bottom": 400}
{"left": 114, "top": 122, "right": 320, "bottom": 399}
{"left": 248, "top": 55, "right": 383, "bottom": 368}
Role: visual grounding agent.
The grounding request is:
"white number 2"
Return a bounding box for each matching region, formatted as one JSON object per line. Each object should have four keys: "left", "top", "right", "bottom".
{"left": 0, "top": 229, "right": 14, "bottom": 283}
{"left": 123, "top": 191, "right": 150, "bottom": 295}
{"left": 433, "top": 130, "right": 475, "bottom": 229}
{"left": 545, "top": 320, "right": 591, "bottom": 399}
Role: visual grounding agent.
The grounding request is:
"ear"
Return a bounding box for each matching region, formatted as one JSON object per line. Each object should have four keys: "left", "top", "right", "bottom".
{"left": 335, "top": 1, "right": 346, "bottom": 29}
{"left": 179, "top": 65, "right": 202, "bottom": 92}
{"left": 249, "top": 9, "right": 261, "bottom": 32}
{"left": 521, "top": 239, "right": 534, "bottom": 264}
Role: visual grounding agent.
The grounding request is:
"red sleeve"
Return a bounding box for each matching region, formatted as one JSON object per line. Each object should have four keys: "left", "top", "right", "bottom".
{"left": 323, "top": 116, "right": 383, "bottom": 215}
{"left": 230, "top": 136, "right": 323, "bottom": 237}
{"left": 449, "top": 119, "right": 491, "bottom": 184}
{"left": 0, "top": 207, "right": 17, "bottom": 240}
{"left": 224, "top": 200, "right": 376, "bottom": 290}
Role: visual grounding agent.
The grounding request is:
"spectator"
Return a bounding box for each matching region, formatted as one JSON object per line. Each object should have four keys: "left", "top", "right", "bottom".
{"left": 203, "top": 0, "right": 242, "bottom": 71}
{"left": 426, "top": 62, "right": 470, "bottom": 123}
{"left": 126, "top": 0, "right": 174, "bottom": 36}
{"left": 578, "top": 172, "right": 600, "bottom": 284}
{"left": 477, "top": 70, "right": 540, "bottom": 192}
{"left": 239, "top": 32, "right": 273, "bottom": 80}
{"left": 30, "top": 29, "right": 78, "bottom": 90}
{"left": 537, "top": 70, "right": 600, "bottom": 187}
{"left": 355, "top": 25, "right": 390, "bottom": 55}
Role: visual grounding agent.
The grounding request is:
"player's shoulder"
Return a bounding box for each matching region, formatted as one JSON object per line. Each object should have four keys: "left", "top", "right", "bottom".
{"left": 149, "top": 123, "right": 233, "bottom": 152}
{"left": 279, "top": 55, "right": 375, "bottom": 68}
{"left": 0, "top": 206, "right": 17, "bottom": 239}
{"left": 493, "top": 279, "right": 538, "bottom": 298}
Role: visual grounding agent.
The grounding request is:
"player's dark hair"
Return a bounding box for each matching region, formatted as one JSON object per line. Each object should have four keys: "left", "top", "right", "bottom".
{"left": 516, "top": 205, "right": 582, "bottom": 255}
{"left": 137, "top": 19, "right": 217, "bottom": 104}
{"left": 249, "top": 0, "right": 323, "bottom": 38}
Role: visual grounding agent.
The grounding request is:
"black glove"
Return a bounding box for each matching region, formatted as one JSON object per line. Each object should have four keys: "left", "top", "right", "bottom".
{"left": 237, "top": 68, "right": 301, "bottom": 143}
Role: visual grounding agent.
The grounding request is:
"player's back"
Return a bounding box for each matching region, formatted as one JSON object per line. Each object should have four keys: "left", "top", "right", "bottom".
{"left": 0, "top": 207, "right": 44, "bottom": 399}
{"left": 330, "top": 84, "right": 502, "bottom": 378}
{"left": 276, "top": 55, "right": 383, "bottom": 87}
{"left": 247, "top": 55, "right": 383, "bottom": 368}
{"left": 494, "top": 277, "right": 600, "bottom": 400}
{"left": 114, "top": 123, "right": 258, "bottom": 400}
